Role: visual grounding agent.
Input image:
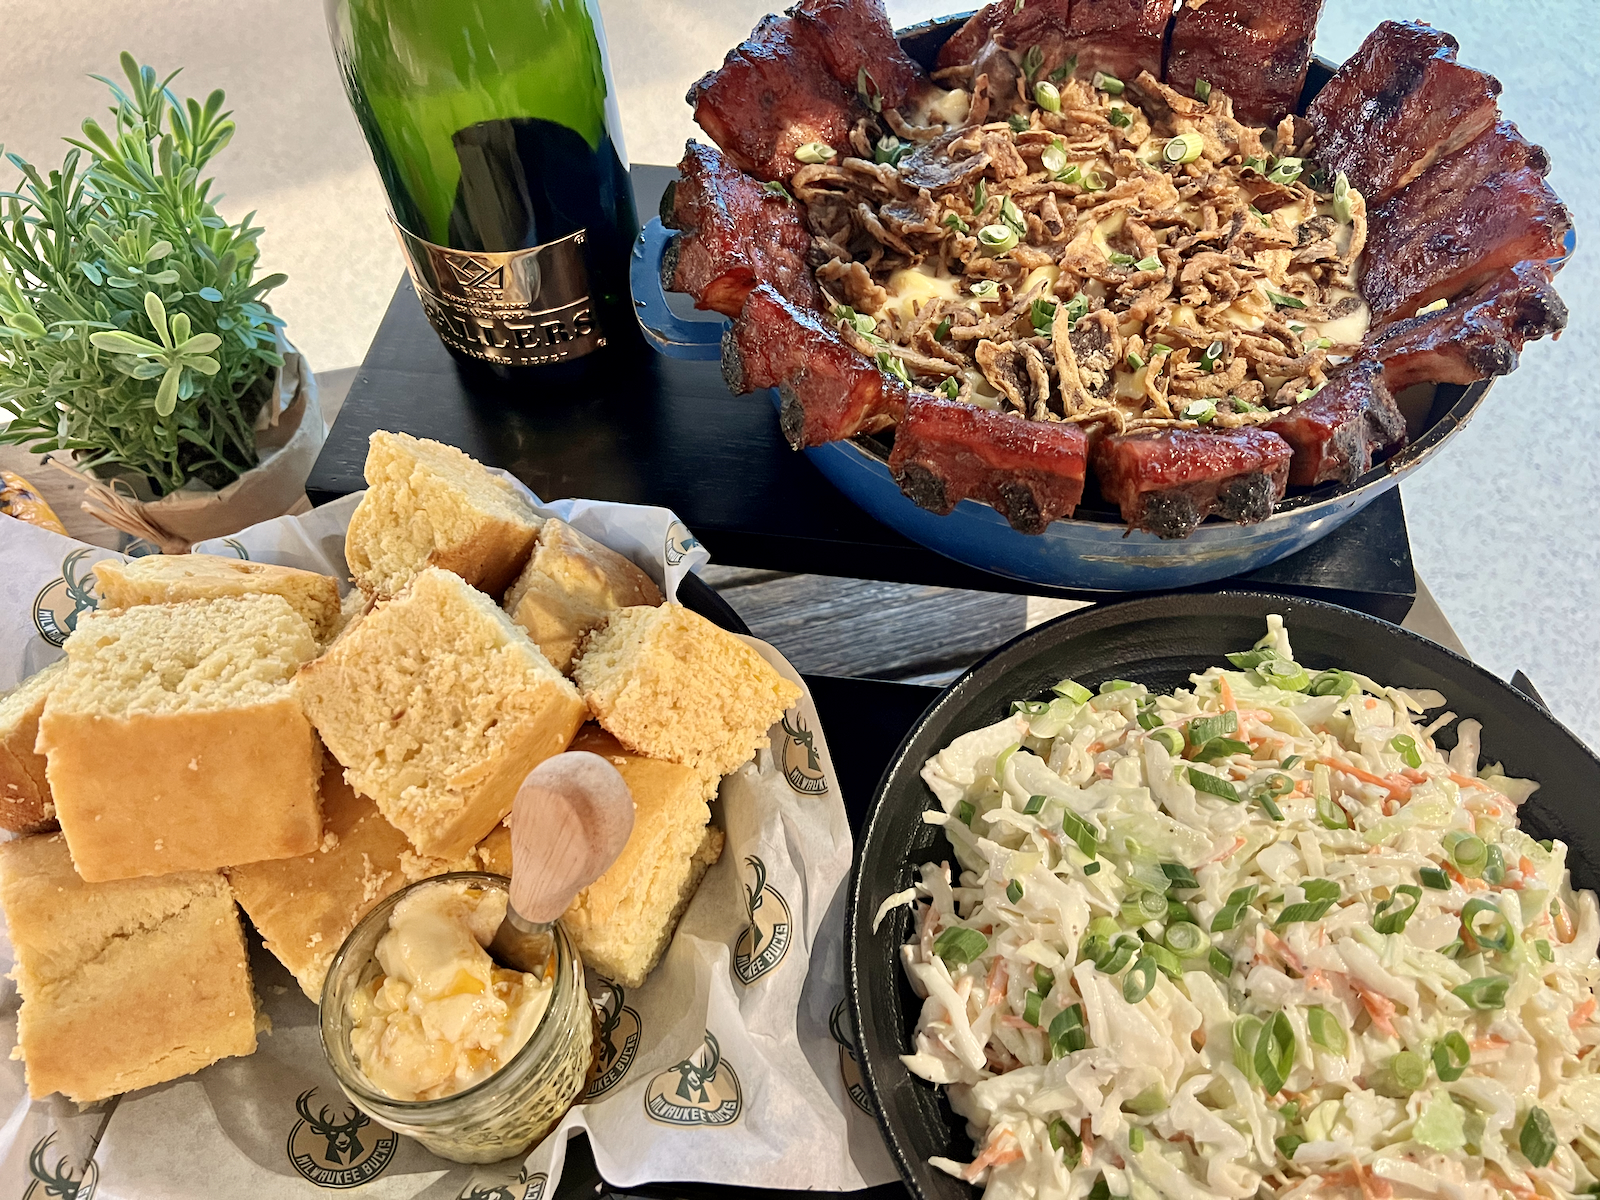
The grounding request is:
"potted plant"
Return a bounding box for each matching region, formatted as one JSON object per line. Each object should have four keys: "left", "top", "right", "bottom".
{"left": 0, "top": 53, "right": 322, "bottom": 549}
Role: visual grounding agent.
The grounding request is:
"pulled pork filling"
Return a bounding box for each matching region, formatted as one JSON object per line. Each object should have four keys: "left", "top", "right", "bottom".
{"left": 794, "top": 69, "right": 1370, "bottom": 435}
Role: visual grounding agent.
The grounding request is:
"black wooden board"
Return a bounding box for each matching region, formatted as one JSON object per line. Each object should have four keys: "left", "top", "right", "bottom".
{"left": 306, "top": 165, "right": 1416, "bottom": 623}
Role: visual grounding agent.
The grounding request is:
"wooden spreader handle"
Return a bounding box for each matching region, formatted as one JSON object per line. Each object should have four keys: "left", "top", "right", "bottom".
{"left": 507, "top": 751, "right": 636, "bottom": 925}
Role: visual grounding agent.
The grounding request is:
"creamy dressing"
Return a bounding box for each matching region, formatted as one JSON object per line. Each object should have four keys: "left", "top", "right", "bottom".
{"left": 348, "top": 882, "right": 552, "bottom": 1102}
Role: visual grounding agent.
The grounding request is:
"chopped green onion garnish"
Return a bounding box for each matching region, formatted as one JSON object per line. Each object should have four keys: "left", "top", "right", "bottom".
{"left": 1143, "top": 943, "right": 1183, "bottom": 979}
{"left": 1420, "top": 866, "right": 1451, "bottom": 890}
{"left": 1022, "top": 793, "right": 1045, "bottom": 815}
{"left": 978, "top": 223, "right": 1020, "bottom": 253}
{"left": 1006, "top": 879, "right": 1024, "bottom": 904}
{"left": 1106, "top": 250, "right": 1136, "bottom": 266}
{"left": 1193, "top": 737, "right": 1250, "bottom": 763}
{"left": 1009, "top": 112, "right": 1030, "bottom": 133}
{"left": 1537, "top": 939, "right": 1554, "bottom": 962}
{"left": 1041, "top": 139, "right": 1068, "bottom": 175}
{"left": 1194, "top": 78, "right": 1211, "bottom": 103}
{"left": 1315, "top": 336, "right": 1333, "bottom": 350}
{"left": 955, "top": 800, "right": 975, "bottom": 825}
{"left": 1250, "top": 204, "right": 1271, "bottom": 226}
{"left": 1452, "top": 975, "right": 1511, "bottom": 1010}
{"left": 1208, "top": 946, "right": 1233, "bottom": 976}
{"left": 1125, "top": 350, "right": 1146, "bottom": 370}
{"left": 1198, "top": 339, "right": 1226, "bottom": 372}
{"left": 1035, "top": 80, "right": 1062, "bottom": 112}
{"left": 1100, "top": 679, "right": 1136, "bottom": 693}
{"left": 857, "top": 66, "right": 882, "bottom": 112}
{"left": 1520, "top": 1106, "right": 1557, "bottom": 1168}
{"left": 1443, "top": 830, "right": 1487, "bottom": 876}
{"left": 937, "top": 377, "right": 960, "bottom": 400}
{"left": 763, "top": 180, "right": 793, "bottom": 200}
{"left": 1276, "top": 1134, "right": 1304, "bottom": 1160}
{"left": 942, "top": 211, "right": 969, "bottom": 234}
{"left": 1021, "top": 44, "right": 1045, "bottom": 84}
{"left": 1053, "top": 678, "right": 1092, "bottom": 703}
{"left": 1373, "top": 884, "right": 1422, "bottom": 934}
{"left": 1049, "top": 1116, "right": 1082, "bottom": 1165}
{"left": 1189, "top": 768, "right": 1240, "bottom": 803}
{"left": 1267, "top": 290, "right": 1308, "bottom": 309}
{"left": 1056, "top": 162, "right": 1083, "bottom": 185}
{"left": 1333, "top": 171, "right": 1353, "bottom": 223}
{"left": 1389, "top": 1049, "right": 1427, "bottom": 1093}
{"left": 933, "top": 925, "right": 988, "bottom": 967}
{"left": 1188, "top": 711, "right": 1238, "bottom": 747}
{"left": 1001, "top": 196, "right": 1027, "bottom": 234}
{"left": 1254, "top": 1011, "right": 1296, "bottom": 1095}
{"left": 1084, "top": 861, "right": 1101, "bottom": 875}
{"left": 1081, "top": 170, "right": 1107, "bottom": 191}
{"left": 1136, "top": 700, "right": 1163, "bottom": 730}
{"left": 1462, "top": 897, "right": 1514, "bottom": 953}
{"left": 1266, "top": 156, "right": 1303, "bottom": 185}
{"left": 1433, "top": 1030, "right": 1471, "bottom": 1082}
{"left": 1031, "top": 297, "right": 1058, "bottom": 335}
{"left": 1023, "top": 988, "right": 1043, "bottom": 1026}
{"left": 1390, "top": 734, "right": 1423, "bottom": 768}
{"left": 1150, "top": 727, "right": 1185, "bottom": 756}
{"left": 1060, "top": 809, "right": 1099, "bottom": 858}
{"left": 1123, "top": 955, "right": 1159, "bottom": 1003}
{"left": 1151, "top": 342, "right": 1173, "bottom": 354}
{"left": 1108, "top": 107, "right": 1133, "bottom": 128}
{"left": 934, "top": 317, "right": 952, "bottom": 341}
{"left": 1483, "top": 844, "right": 1506, "bottom": 886}
{"left": 1211, "top": 885, "right": 1258, "bottom": 932}
{"left": 1164, "top": 921, "right": 1206, "bottom": 957}
{"left": 1123, "top": 891, "right": 1169, "bottom": 924}
{"left": 993, "top": 743, "right": 1019, "bottom": 782}
{"left": 1034, "top": 965, "right": 1055, "bottom": 994}
{"left": 1164, "top": 131, "right": 1204, "bottom": 165}
{"left": 1129, "top": 1127, "right": 1146, "bottom": 1153}
{"left": 1226, "top": 647, "right": 1279, "bottom": 668}
{"left": 1183, "top": 399, "right": 1218, "bottom": 424}
{"left": 876, "top": 351, "right": 911, "bottom": 384}
{"left": 795, "top": 142, "right": 836, "bottom": 165}
{"left": 1310, "top": 669, "right": 1358, "bottom": 697}
{"left": 1304, "top": 879, "right": 1340, "bottom": 904}
{"left": 1092, "top": 71, "right": 1124, "bottom": 94}
{"left": 1276, "top": 897, "right": 1336, "bottom": 927}
{"left": 1050, "top": 56, "right": 1077, "bottom": 83}
{"left": 1161, "top": 862, "right": 1200, "bottom": 890}
{"left": 1307, "top": 1005, "right": 1347, "bottom": 1055}
{"left": 973, "top": 179, "right": 988, "bottom": 214}
{"left": 970, "top": 279, "right": 1000, "bottom": 300}
{"left": 874, "top": 134, "right": 908, "bottom": 167}
{"left": 1134, "top": 255, "right": 1161, "bottom": 273}
{"left": 1258, "top": 794, "right": 1285, "bottom": 821}
{"left": 1281, "top": 755, "right": 1302, "bottom": 769}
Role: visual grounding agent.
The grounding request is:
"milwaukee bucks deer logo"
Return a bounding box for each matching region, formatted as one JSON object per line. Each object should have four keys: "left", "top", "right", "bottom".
{"left": 287, "top": 1088, "right": 397, "bottom": 1188}
{"left": 32, "top": 549, "right": 100, "bottom": 647}
{"left": 644, "top": 1031, "right": 742, "bottom": 1127}
{"left": 829, "top": 997, "right": 874, "bottom": 1115}
{"left": 733, "top": 855, "right": 792, "bottom": 985}
{"left": 779, "top": 711, "right": 829, "bottom": 795}
{"left": 457, "top": 1167, "right": 547, "bottom": 1200}
{"left": 585, "top": 979, "right": 642, "bottom": 1100}
{"left": 23, "top": 1133, "right": 97, "bottom": 1200}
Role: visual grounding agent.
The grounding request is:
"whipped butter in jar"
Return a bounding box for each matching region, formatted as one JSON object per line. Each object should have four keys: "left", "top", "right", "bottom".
{"left": 321, "top": 873, "right": 595, "bottom": 1163}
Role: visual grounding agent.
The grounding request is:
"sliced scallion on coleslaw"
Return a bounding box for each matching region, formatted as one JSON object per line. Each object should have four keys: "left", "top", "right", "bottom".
{"left": 891, "top": 617, "right": 1599, "bottom": 1200}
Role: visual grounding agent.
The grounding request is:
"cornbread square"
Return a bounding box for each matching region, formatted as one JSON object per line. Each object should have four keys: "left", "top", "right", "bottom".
{"left": 228, "top": 765, "right": 414, "bottom": 1000}
{"left": 93, "top": 553, "right": 343, "bottom": 642}
{"left": 0, "top": 660, "right": 65, "bottom": 834}
{"left": 37, "top": 594, "right": 323, "bottom": 882}
{"left": 296, "top": 567, "right": 587, "bottom": 859}
{"left": 344, "top": 431, "right": 544, "bottom": 597}
{"left": 574, "top": 603, "right": 802, "bottom": 778}
{"left": 561, "top": 726, "right": 725, "bottom": 987}
{"left": 504, "top": 519, "right": 664, "bottom": 673}
{"left": 0, "top": 833, "right": 258, "bottom": 1103}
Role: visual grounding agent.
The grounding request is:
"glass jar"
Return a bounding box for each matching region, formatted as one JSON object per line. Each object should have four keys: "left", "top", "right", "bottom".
{"left": 319, "top": 872, "right": 596, "bottom": 1163}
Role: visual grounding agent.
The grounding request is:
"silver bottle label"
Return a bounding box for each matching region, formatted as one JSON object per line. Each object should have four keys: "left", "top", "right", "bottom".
{"left": 391, "top": 219, "right": 605, "bottom": 366}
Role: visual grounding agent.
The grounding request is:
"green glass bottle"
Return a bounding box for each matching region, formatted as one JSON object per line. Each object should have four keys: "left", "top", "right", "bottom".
{"left": 327, "top": 0, "right": 638, "bottom": 373}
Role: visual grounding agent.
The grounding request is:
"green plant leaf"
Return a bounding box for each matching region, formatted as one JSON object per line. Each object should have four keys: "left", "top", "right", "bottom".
{"left": 197, "top": 286, "right": 222, "bottom": 302}
{"left": 78, "top": 262, "right": 104, "bottom": 286}
{"left": 89, "top": 330, "right": 162, "bottom": 355}
{"left": 186, "top": 354, "right": 220, "bottom": 376}
{"left": 144, "top": 239, "right": 172, "bottom": 261}
{"left": 143, "top": 291, "right": 169, "bottom": 345}
{"left": 169, "top": 312, "right": 191, "bottom": 343}
{"left": 154, "top": 365, "right": 180, "bottom": 416}
{"left": 175, "top": 331, "right": 220, "bottom": 355}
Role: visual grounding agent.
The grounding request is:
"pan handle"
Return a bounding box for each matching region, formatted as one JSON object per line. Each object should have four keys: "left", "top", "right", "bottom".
{"left": 630, "top": 218, "right": 727, "bottom": 361}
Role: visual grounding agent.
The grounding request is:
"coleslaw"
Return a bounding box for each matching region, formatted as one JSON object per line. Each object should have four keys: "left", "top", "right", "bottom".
{"left": 894, "top": 617, "right": 1600, "bottom": 1200}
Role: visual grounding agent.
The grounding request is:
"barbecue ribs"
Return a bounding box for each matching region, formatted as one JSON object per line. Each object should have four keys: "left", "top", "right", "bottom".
{"left": 1265, "top": 360, "right": 1406, "bottom": 488}
{"left": 1164, "top": 0, "right": 1326, "bottom": 124}
{"left": 1093, "top": 428, "right": 1292, "bottom": 539}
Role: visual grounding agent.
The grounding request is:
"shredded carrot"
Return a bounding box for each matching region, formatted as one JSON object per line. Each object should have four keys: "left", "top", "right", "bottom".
{"left": 1320, "top": 757, "right": 1411, "bottom": 800}
{"left": 1218, "top": 676, "right": 1237, "bottom": 712}
{"left": 963, "top": 1139, "right": 1022, "bottom": 1180}
{"left": 1400, "top": 767, "right": 1429, "bottom": 783}
{"left": 1349, "top": 1155, "right": 1394, "bottom": 1200}
{"left": 1354, "top": 984, "right": 1398, "bottom": 1038}
{"left": 1470, "top": 1035, "right": 1509, "bottom": 1052}
{"left": 1520, "top": 856, "right": 1537, "bottom": 878}
{"left": 1206, "top": 835, "right": 1247, "bottom": 865}
{"left": 1555, "top": 901, "right": 1577, "bottom": 943}
{"left": 1263, "top": 929, "right": 1308, "bottom": 975}
{"left": 1449, "top": 772, "right": 1489, "bottom": 791}
{"left": 985, "top": 957, "right": 1008, "bottom": 1007}
{"left": 1364, "top": 698, "right": 1378, "bottom": 710}
{"left": 1486, "top": 1166, "right": 1538, "bottom": 1200}
{"left": 1572, "top": 998, "right": 1597, "bottom": 1028}
{"left": 1442, "top": 861, "right": 1488, "bottom": 892}
{"left": 1087, "top": 742, "right": 1105, "bottom": 754}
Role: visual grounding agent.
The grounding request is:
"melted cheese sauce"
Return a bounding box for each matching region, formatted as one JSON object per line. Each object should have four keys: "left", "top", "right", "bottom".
{"left": 348, "top": 883, "right": 552, "bottom": 1102}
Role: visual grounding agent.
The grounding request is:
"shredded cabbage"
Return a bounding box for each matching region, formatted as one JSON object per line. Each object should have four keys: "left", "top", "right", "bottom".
{"left": 902, "top": 619, "right": 1597, "bottom": 1200}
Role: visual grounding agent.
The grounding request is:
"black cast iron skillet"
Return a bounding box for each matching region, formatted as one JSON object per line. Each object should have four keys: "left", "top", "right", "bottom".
{"left": 847, "top": 591, "right": 1600, "bottom": 1200}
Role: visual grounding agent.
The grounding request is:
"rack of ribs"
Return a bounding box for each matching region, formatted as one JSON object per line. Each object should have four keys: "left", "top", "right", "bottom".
{"left": 889, "top": 395, "right": 1088, "bottom": 534}
{"left": 1265, "top": 360, "right": 1406, "bottom": 488}
{"left": 1306, "top": 21, "right": 1502, "bottom": 207}
{"left": 789, "top": 0, "right": 927, "bottom": 109}
{"left": 661, "top": 142, "right": 819, "bottom": 318}
{"left": 937, "top": 0, "right": 1169, "bottom": 84}
{"left": 1364, "top": 263, "right": 1568, "bottom": 393}
{"left": 1360, "top": 120, "right": 1571, "bottom": 327}
{"left": 722, "top": 284, "right": 908, "bottom": 449}
{"left": 1093, "top": 428, "right": 1292, "bottom": 539}
{"left": 1163, "top": 0, "right": 1325, "bottom": 124}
